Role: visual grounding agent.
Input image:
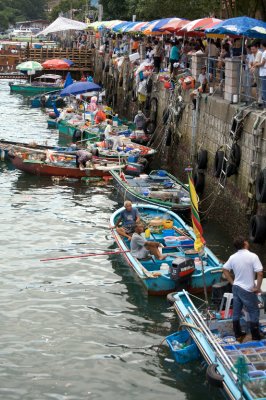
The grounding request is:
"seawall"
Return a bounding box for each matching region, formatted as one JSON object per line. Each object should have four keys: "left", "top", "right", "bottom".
{"left": 94, "top": 51, "right": 266, "bottom": 261}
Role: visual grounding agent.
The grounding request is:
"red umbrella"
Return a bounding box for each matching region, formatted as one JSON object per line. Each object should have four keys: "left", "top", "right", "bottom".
{"left": 42, "top": 59, "right": 70, "bottom": 69}
{"left": 178, "top": 18, "right": 222, "bottom": 36}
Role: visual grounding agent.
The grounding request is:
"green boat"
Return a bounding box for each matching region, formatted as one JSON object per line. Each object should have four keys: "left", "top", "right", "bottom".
{"left": 110, "top": 169, "right": 192, "bottom": 213}
{"left": 9, "top": 83, "right": 62, "bottom": 95}
{"left": 57, "top": 120, "right": 99, "bottom": 142}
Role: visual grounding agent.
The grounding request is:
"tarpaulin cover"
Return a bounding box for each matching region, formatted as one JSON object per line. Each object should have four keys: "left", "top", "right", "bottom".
{"left": 37, "top": 16, "right": 87, "bottom": 36}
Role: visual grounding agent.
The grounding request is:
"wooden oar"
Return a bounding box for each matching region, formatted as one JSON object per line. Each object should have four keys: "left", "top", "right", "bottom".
{"left": 40, "top": 249, "right": 130, "bottom": 262}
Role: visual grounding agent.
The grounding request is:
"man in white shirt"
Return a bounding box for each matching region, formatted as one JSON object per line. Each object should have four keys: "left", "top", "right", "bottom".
{"left": 130, "top": 223, "right": 167, "bottom": 260}
{"left": 255, "top": 41, "right": 266, "bottom": 106}
{"left": 250, "top": 42, "right": 263, "bottom": 104}
{"left": 223, "top": 236, "right": 263, "bottom": 341}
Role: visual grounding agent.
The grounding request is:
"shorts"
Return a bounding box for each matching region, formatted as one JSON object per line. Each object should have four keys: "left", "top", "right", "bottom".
{"left": 124, "top": 225, "right": 135, "bottom": 234}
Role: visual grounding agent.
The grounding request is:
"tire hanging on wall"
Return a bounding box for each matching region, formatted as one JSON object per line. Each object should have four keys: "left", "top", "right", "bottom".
{"left": 249, "top": 215, "right": 266, "bottom": 244}
{"left": 226, "top": 143, "right": 241, "bottom": 177}
{"left": 197, "top": 149, "right": 208, "bottom": 169}
{"left": 193, "top": 171, "right": 205, "bottom": 194}
{"left": 149, "top": 97, "right": 158, "bottom": 122}
{"left": 214, "top": 150, "right": 225, "bottom": 178}
{"left": 144, "top": 121, "right": 156, "bottom": 135}
{"left": 165, "top": 127, "right": 173, "bottom": 147}
{"left": 256, "top": 168, "right": 266, "bottom": 203}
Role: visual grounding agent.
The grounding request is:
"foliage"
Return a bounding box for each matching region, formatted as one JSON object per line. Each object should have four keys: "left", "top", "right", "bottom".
{"left": 0, "top": 0, "right": 47, "bottom": 30}
{"left": 50, "top": 0, "right": 96, "bottom": 21}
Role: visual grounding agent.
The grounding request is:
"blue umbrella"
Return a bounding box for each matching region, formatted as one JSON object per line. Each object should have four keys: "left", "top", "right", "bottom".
{"left": 63, "top": 58, "right": 74, "bottom": 66}
{"left": 206, "top": 16, "right": 266, "bottom": 38}
{"left": 63, "top": 72, "right": 73, "bottom": 88}
{"left": 60, "top": 81, "right": 101, "bottom": 96}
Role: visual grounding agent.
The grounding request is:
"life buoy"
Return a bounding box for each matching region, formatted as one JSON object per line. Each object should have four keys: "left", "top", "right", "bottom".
{"left": 214, "top": 150, "right": 225, "bottom": 178}
{"left": 256, "top": 168, "right": 266, "bottom": 203}
{"left": 226, "top": 143, "right": 241, "bottom": 177}
{"left": 206, "top": 364, "right": 224, "bottom": 388}
{"left": 197, "top": 149, "right": 208, "bottom": 169}
{"left": 193, "top": 171, "right": 205, "bottom": 194}
{"left": 249, "top": 215, "right": 266, "bottom": 244}
{"left": 166, "top": 292, "right": 178, "bottom": 306}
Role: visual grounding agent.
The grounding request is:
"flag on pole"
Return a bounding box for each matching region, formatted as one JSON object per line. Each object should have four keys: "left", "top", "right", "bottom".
{"left": 188, "top": 173, "right": 205, "bottom": 252}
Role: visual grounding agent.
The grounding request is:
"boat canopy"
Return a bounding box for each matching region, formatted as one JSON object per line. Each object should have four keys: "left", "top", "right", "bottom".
{"left": 35, "top": 74, "right": 62, "bottom": 80}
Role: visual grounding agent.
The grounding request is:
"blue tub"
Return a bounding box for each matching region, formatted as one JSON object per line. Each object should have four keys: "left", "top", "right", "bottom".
{"left": 166, "top": 330, "right": 200, "bottom": 364}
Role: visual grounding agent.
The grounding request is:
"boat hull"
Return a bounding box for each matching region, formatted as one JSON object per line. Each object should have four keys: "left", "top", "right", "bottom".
{"left": 10, "top": 84, "right": 62, "bottom": 95}
{"left": 10, "top": 155, "right": 111, "bottom": 178}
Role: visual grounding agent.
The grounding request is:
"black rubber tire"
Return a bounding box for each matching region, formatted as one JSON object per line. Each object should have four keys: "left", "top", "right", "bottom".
{"left": 166, "top": 127, "right": 172, "bottom": 147}
{"left": 163, "top": 108, "right": 170, "bottom": 124}
{"left": 167, "top": 292, "right": 178, "bottom": 306}
{"left": 197, "top": 149, "right": 208, "bottom": 169}
{"left": 193, "top": 171, "right": 205, "bottom": 194}
{"left": 249, "top": 215, "right": 266, "bottom": 244}
{"left": 150, "top": 98, "right": 158, "bottom": 122}
{"left": 227, "top": 143, "right": 241, "bottom": 177}
{"left": 144, "top": 121, "right": 156, "bottom": 135}
{"left": 214, "top": 150, "right": 225, "bottom": 178}
{"left": 206, "top": 364, "right": 224, "bottom": 388}
{"left": 256, "top": 168, "right": 266, "bottom": 203}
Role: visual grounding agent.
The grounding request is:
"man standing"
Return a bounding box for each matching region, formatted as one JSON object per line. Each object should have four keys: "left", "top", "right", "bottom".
{"left": 250, "top": 42, "right": 262, "bottom": 105}
{"left": 134, "top": 110, "right": 148, "bottom": 131}
{"left": 223, "top": 237, "right": 263, "bottom": 341}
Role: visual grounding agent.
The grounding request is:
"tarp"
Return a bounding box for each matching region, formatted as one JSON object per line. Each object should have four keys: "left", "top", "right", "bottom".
{"left": 205, "top": 16, "right": 266, "bottom": 38}
{"left": 37, "top": 16, "right": 87, "bottom": 36}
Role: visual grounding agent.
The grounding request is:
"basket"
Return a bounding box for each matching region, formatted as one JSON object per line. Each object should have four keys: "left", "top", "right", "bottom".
{"left": 166, "top": 330, "right": 200, "bottom": 364}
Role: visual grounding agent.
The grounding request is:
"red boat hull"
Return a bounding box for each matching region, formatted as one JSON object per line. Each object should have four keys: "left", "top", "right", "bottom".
{"left": 10, "top": 155, "right": 111, "bottom": 178}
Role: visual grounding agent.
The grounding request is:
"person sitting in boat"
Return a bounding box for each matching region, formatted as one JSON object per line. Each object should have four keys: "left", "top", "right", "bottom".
{"left": 113, "top": 201, "right": 140, "bottom": 240}
{"left": 223, "top": 236, "right": 264, "bottom": 341}
{"left": 103, "top": 120, "right": 114, "bottom": 148}
{"left": 134, "top": 110, "right": 148, "bottom": 131}
{"left": 76, "top": 149, "right": 94, "bottom": 169}
{"left": 130, "top": 222, "right": 167, "bottom": 260}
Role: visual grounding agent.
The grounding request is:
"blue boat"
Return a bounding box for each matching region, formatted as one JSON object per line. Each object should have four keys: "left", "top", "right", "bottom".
{"left": 110, "top": 204, "right": 223, "bottom": 296}
{"left": 168, "top": 289, "right": 266, "bottom": 400}
{"left": 31, "top": 89, "right": 63, "bottom": 108}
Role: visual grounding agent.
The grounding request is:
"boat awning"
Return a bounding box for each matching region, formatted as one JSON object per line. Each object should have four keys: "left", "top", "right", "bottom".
{"left": 35, "top": 74, "right": 62, "bottom": 80}
{"left": 37, "top": 16, "right": 87, "bottom": 36}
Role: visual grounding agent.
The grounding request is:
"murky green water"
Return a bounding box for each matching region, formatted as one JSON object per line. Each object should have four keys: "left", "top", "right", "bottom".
{"left": 0, "top": 80, "right": 229, "bottom": 400}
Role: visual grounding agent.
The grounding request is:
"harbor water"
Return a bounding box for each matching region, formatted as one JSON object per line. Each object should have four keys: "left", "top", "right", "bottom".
{"left": 0, "top": 80, "right": 233, "bottom": 400}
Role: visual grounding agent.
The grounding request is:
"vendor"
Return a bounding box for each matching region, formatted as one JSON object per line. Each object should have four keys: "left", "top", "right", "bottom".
{"left": 134, "top": 110, "right": 148, "bottom": 131}
{"left": 76, "top": 149, "right": 94, "bottom": 169}
{"left": 112, "top": 201, "right": 140, "bottom": 240}
{"left": 130, "top": 223, "right": 167, "bottom": 260}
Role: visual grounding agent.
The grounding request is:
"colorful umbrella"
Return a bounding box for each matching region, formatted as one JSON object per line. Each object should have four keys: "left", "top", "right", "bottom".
{"left": 42, "top": 59, "right": 70, "bottom": 69}
{"left": 179, "top": 17, "right": 222, "bottom": 36}
{"left": 16, "top": 61, "right": 43, "bottom": 71}
{"left": 112, "top": 21, "right": 132, "bottom": 32}
{"left": 63, "top": 58, "right": 74, "bottom": 66}
{"left": 128, "top": 22, "right": 148, "bottom": 32}
{"left": 158, "top": 18, "right": 190, "bottom": 33}
{"left": 141, "top": 20, "right": 161, "bottom": 35}
{"left": 60, "top": 81, "right": 101, "bottom": 96}
{"left": 206, "top": 16, "right": 266, "bottom": 38}
{"left": 122, "top": 21, "right": 145, "bottom": 33}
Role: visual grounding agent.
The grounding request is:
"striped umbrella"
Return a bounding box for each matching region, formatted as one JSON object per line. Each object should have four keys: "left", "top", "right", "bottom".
{"left": 142, "top": 20, "right": 168, "bottom": 35}
{"left": 127, "top": 21, "right": 148, "bottom": 32}
{"left": 179, "top": 17, "right": 222, "bottom": 36}
{"left": 112, "top": 21, "right": 132, "bottom": 32}
{"left": 158, "top": 18, "right": 190, "bottom": 33}
{"left": 121, "top": 21, "right": 144, "bottom": 33}
{"left": 104, "top": 20, "right": 127, "bottom": 30}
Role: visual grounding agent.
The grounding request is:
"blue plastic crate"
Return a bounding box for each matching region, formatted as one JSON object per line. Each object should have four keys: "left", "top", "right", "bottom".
{"left": 222, "top": 345, "right": 236, "bottom": 351}
{"left": 166, "top": 330, "right": 200, "bottom": 364}
{"left": 235, "top": 342, "right": 265, "bottom": 350}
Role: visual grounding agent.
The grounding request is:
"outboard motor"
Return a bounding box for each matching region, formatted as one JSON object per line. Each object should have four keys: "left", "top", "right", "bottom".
{"left": 170, "top": 257, "right": 195, "bottom": 289}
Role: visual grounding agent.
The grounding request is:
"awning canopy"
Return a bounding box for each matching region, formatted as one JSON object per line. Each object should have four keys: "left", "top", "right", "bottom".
{"left": 37, "top": 16, "right": 87, "bottom": 36}
{"left": 35, "top": 74, "right": 62, "bottom": 80}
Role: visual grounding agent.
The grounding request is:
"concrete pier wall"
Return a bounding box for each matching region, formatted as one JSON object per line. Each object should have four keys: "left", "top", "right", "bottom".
{"left": 94, "top": 51, "right": 266, "bottom": 257}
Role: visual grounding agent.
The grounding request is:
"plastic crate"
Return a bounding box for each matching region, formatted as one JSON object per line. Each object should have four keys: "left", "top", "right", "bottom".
{"left": 166, "top": 330, "right": 200, "bottom": 364}
{"left": 235, "top": 342, "right": 265, "bottom": 350}
{"left": 222, "top": 344, "right": 236, "bottom": 351}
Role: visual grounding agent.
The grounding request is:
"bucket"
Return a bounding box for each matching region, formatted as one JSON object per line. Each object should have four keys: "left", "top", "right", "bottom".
{"left": 163, "top": 220, "right": 173, "bottom": 229}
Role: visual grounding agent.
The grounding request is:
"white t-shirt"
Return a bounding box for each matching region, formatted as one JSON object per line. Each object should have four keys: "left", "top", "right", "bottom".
{"left": 130, "top": 233, "right": 150, "bottom": 259}
{"left": 104, "top": 124, "right": 112, "bottom": 138}
{"left": 259, "top": 50, "right": 266, "bottom": 77}
{"left": 223, "top": 249, "right": 263, "bottom": 292}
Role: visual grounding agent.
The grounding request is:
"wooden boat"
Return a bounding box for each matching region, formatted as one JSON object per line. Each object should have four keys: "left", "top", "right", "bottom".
{"left": 9, "top": 150, "right": 123, "bottom": 178}
{"left": 168, "top": 289, "right": 266, "bottom": 400}
{"left": 31, "top": 89, "right": 62, "bottom": 108}
{"left": 110, "top": 204, "right": 223, "bottom": 296}
{"left": 110, "top": 169, "right": 191, "bottom": 212}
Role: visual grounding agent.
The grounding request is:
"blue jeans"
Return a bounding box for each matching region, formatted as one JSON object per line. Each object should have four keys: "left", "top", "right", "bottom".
{"left": 232, "top": 285, "right": 259, "bottom": 323}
